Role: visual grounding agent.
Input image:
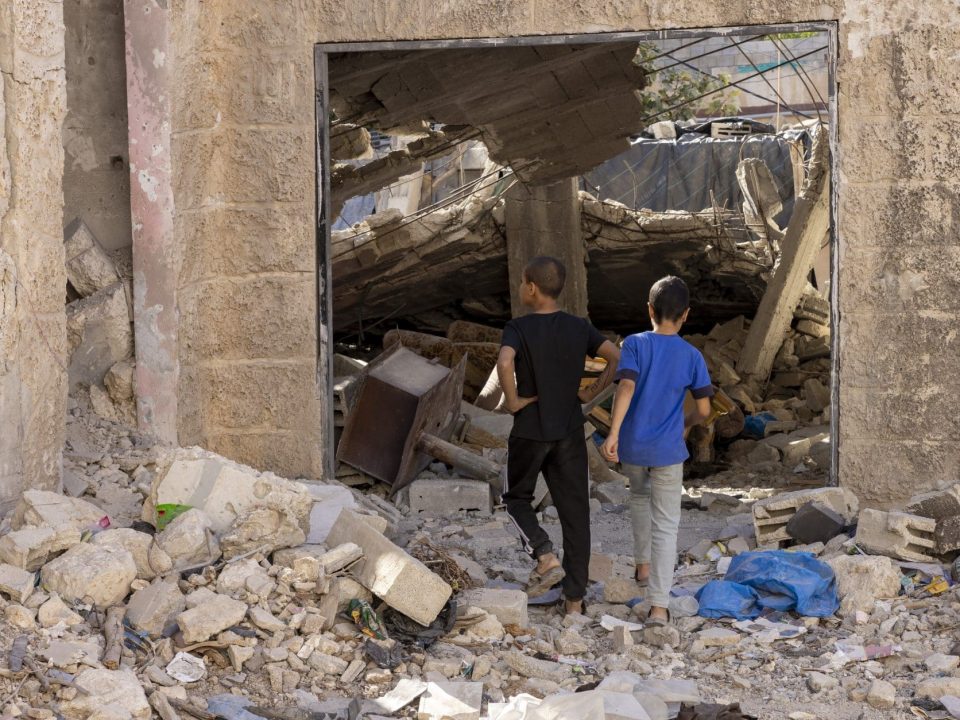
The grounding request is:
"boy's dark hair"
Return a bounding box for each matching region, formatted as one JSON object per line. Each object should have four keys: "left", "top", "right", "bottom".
{"left": 523, "top": 256, "right": 566, "bottom": 299}
{"left": 649, "top": 276, "right": 690, "bottom": 323}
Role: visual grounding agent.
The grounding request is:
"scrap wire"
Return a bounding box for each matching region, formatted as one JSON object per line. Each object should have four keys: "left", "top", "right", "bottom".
{"left": 407, "top": 538, "right": 476, "bottom": 592}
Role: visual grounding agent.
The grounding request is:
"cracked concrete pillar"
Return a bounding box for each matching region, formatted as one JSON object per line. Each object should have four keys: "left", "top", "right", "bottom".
{"left": 506, "top": 178, "right": 588, "bottom": 318}
{"left": 0, "top": 1, "right": 68, "bottom": 512}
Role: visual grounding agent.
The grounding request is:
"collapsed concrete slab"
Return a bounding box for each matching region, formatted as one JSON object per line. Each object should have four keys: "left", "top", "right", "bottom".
{"left": 145, "top": 447, "right": 313, "bottom": 537}
{"left": 325, "top": 509, "right": 451, "bottom": 626}
{"left": 12, "top": 490, "right": 106, "bottom": 532}
{"left": 0, "top": 526, "right": 81, "bottom": 571}
{"left": 906, "top": 484, "right": 960, "bottom": 520}
{"left": 220, "top": 505, "right": 306, "bottom": 559}
{"left": 40, "top": 543, "right": 137, "bottom": 607}
{"left": 408, "top": 478, "right": 492, "bottom": 515}
{"left": 753, "top": 487, "right": 858, "bottom": 545}
{"left": 855, "top": 509, "right": 937, "bottom": 562}
{"left": 460, "top": 588, "right": 528, "bottom": 628}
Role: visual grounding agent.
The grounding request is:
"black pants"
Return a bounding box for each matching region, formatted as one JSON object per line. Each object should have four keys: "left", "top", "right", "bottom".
{"left": 503, "top": 428, "right": 590, "bottom": 600}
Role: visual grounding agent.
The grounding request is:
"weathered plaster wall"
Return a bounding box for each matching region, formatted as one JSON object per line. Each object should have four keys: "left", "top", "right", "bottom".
{"left": 63, "top": 0, "right": 131, "bottom": 252}
{"left": 139, "top": 0, "right": 957, "bottom": 504}
{"left": 0, "top": 1, "right": 68, "bottom": 510}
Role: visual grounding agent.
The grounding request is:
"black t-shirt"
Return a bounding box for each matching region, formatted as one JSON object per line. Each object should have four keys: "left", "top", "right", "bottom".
{"left": 501, "top": 311, "right": 606, "bottom": 442}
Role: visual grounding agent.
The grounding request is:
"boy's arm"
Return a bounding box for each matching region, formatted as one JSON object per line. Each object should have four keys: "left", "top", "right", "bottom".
{"left": 496, "top": 346, "right": 537, "bottom": 415}
{"left": 685, "top": 396, "right": 712, "bottom": 428}
{"left": 601, "top": 378, "right": 635, "bottom": 462}
{"left": 685, "top": 351, "right": 715, "bottom": 433}
{"left": 578, "top": 340, "right": 621, "bottom": 404}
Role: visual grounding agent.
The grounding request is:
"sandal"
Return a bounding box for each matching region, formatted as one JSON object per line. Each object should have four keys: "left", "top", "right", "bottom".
{"left": 558, "top": 595, "right": 588, "bottom": 617}
{"left": 634, "top": 568, "right": 649, "bottom": 588}
{"left": 526, "top": 565, "right": 565, "bottom": 598}
{"left": 644, "top": 607, "right": 673, "bottom": 627}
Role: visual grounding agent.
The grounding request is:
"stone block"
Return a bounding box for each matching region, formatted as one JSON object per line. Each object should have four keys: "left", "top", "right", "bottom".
{"left": 40, "top": 543, "right": 136, "bottom": 607}
{"left": 460, "top": 588, "right": 528, "bottom": 627}
{"left": 221, "top": 505, "right": 306, "bottom": 559}
{"left": 61, "top": 669, "right": 150, "bottom": 720}
{"left": 0, "top": 526, "right": 81, "bottom": 571}
{"left": 604, "top": 577, "right": 642, "bottom": 605}
{"left": 65, "top": 282, "right": 132, "bottom": 391}
{"left": 12, "top": 491, "right": 105, "bottom": 532}
{"left": 785, "top": 502, "right": 847, "bottom": 545}
{"left": 408, "top": 479, "right": 492, "bottom": 515}
{"left": 176, "top": 593, "right": 248, "bottom": 643}
{"left": 145, "top": 447, "right": 313, "bottom": 537}
{"left": 803, "top": 378, "right": 831, "bottom": 413}
{"left": 325, "top": 510, "right": 451, "bottom": 626}
{"left": 936, "top": 516, "right": 960, "bottom": 554}
{"left": 91, "top": 529, "right": 156, "bottom": 579}
{"left": 781, "top": 432, "right": 830, "bottom": 466}
{"left": 126, "top": 579, "right": 186, "bottom": 638}
{"left": 64, "top": 218, "right": 119, "bottom": 298}
{"left": 855, "top": 509, "right": 937, "bottom": 562}
{"left": 306, "top": 483, "right": 358, "bottom": 544}
{"left": 504, "top": 650, "right": 570, "bottom": 682}
{"left": 155, "top": 508, "right": 221, "bottom": 571}
{"left": 0, "top": 564, "right": 35, "bottom": 603}
{"left": 319, "top": 543, "right": 363, "bottom": 573}
{"left": 905, "top": 484, "right": 960, "bottom": 520}
{"left": 418, "top": 681, "right": 482, "bottom": 720}
{"left": 753, "top": 487, "right": 858, "bottom": 545}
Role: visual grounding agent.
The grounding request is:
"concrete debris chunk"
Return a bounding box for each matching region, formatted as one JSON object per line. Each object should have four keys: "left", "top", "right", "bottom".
{"left": 826, "top": 554, "right": 902, "bottom": 615}
{"left": 0, "top": 525, "right": 81, "bottom": 570}
{"left": 785, "top": 501, "right": 846, "bottom": 545}
{"left": 145, "top": 447, "right": 313, "bottom": 537}
{"left": 125, "top": 578, "right": 186, "bottom": 638}
{"left": 504, "top": 650, "right": 570, "bottom": 682}
{"left": 176, "top": 593, "right": 248, "bottom": 643}
{"left": 325, "top": 509, "right": 451, "bottom": 626}
{"left": 64, "top": 218, "right": 120, "bottom": 298}
{"left": 60, "top": 668, "right": 151, "bottom": 720}
{"left": 220, "top": 505, "right": 306, "bottom": 559}
{"left": 905, "top": 484, "right": 960, "bottom": 520}
{"left": 65, "top": 282, "right": 133, "bottom": 392}
{"left": 937, "top": 516, "right": 960, "bottom": 554}
{"left": 91, "top": 529, "right": 157, "bottom": 580}
{"left": 41, "top": 543, "right": 136, "bottom": 607}
{"left": 12, "top": 490, "right": 106, "bottom": 532}
{"left": 408, "top": 478, "right": 492, "bottom": 515}
{"left": 155, "top": 508, "right": 221, "bottom": 571}
{"left": 248, "top": 606, "right": 287, "bottom": 633}
{"left": 319, "top": 543, "right": 363, "bottom": 573}
{"left": 417, "top": 681, "right": 483, "bottom": 720}
{"left": 753, "top": 487, "right": 857, "bottom": 545}
{"left": 460, "top": 588, "right": 528, "bottom": 628}
{"left": 855, "top": 508, "right": 937, "bottom": 562}
{"left": 0, "top": 563, "right": 35, "bottom": 604}
{"left": 38, "top": 593, "right": 84, "bottom": 627}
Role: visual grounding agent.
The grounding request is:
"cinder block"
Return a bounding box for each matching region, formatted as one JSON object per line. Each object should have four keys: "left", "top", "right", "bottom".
{"left": 785, "top": 502, "right": 847, "bottom": 545}
{"left": 905, "top": 484, "right": 960, "bottom": 520}
{"left": 856, "top": 509, "right": 937, "bottom": 562}
{"left": 460, "top": 588, "right": 528, "bottom": 628}
{"left": 408, "top": 479, "right": 491, "bottom": 516}
{"left": 753, "top": 487, "right": 858, "bottom": 545}
{"left": 325, "top": 509, "right": 451, "bottom": 626}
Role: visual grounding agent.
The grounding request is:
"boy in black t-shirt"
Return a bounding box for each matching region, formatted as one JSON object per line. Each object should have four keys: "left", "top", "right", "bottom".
{"left": 497, "top": 256, "right": 620, "bottom": 614}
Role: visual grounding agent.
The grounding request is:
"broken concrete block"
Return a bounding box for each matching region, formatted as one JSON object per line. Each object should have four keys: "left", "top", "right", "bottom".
{"left": 604, "top": 577, "right": 642, "bottom": 605}
{"left": 936, "top": 516, "right": 960, "bottom": 554}
{"left": 38, "top": 594, "right": 83, "bottom": 627}
{"left": 593, "top": 481, "right": 631, "bottom": 506}
{"left": 138, "top": 596, "right": 183, "bottom": 649}
{"left": 418, "top": 681, "right": 483, "bottom": 720}
{"left": 220, "top": 505, "right": 306, "bottom": 559}
{"left": 753, "top": 487, "right": 858, "bottom": 545}
{"left": 217, "top": 559, "right": 268, "bottom": 595}
{"left": 0, "top": 563, "right": 35, "bottom": 603}
{"left": 66, "top": 282, "right": 132, "bottom": 391}
{"left": 61, "top": 668, "right": 150, "bottom": 720}
{"left": 12, "top": 490, "right": 106, "bottom": 532}
{"left": 796, "top": 319, "right": 829, "bottom": 338}
{"left": 176, "top": 593, "right": 248, "bottom": 643}
{"left": 319, "top": 543, "right": 363, "bottom": 573}
{"left": 698, "top": 628, "right": 741, "bottom": 647}
{"left": 855, "top": 509, "right": 937, "bottom": 562}
{"left": 803, "top": 378, "right": 830, "bottom": 413}
{"left": 408, "top": 478, "right": 492, "bottom": 515}
{"left": 248, "top": 606, "right": 287, "bottom": 633}
{"left": 91, "top": 529, "right": 156, "bottom": 580}
{"left": 785, "top": 502, "right": 846, "bottom": 545}
{"left": 0, "top": 526, "right": 81, "bottom": 571}
{"left": 333, "top": 576, "right": 373, "bottom": 614}
{"left": 155, "top": 508, "right": 221, "bottom": 571}
{"left": 325, "top": 509, "right": 451, "bottom": 626}
{"left": 906, "top": 484, "right": 960, "bottom": 520}
{"left": 504, "top": 650, "right": 570, "bottom": 682}
{"left": 780, "top": 431, "right": 830, "bottom": 466}
{"left": 460, "top": 588, "right": 528, "bottom": 627}
{"left": 612, "top": 625, "right": 634, "bottom": 652}
{"left": 41, "top": 543, "right": 136, "bottom": 607}
{"left": 146, "top": 447, "right": 313, "bottom": 537}
{"left": 305, "top": 483, "right": 359, "bottom": 544}
{"left": 64, "top": 218, "right": 120, "bottom": 298}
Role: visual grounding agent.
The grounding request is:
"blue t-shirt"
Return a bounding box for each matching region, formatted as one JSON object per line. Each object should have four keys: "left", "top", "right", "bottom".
{"left": 615, "top": 332, "right": 714, "bottom": 467}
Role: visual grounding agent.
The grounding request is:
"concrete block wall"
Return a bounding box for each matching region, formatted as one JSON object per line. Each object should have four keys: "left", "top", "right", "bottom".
{"left": 0, "top": 2, "right": 69, "bottom": 510}
{"left": 126, "top": 0, "right": 958, "bottom": 504}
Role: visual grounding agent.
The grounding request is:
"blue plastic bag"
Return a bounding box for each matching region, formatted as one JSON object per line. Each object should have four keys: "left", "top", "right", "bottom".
{"left": 696, "top": 550, "right": 839, "bottom": 619}
{"left": 742, "top": 411, "right": 779, "bottom": 439}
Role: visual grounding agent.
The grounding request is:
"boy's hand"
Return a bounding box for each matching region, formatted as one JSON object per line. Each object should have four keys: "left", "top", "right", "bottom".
{"left": 506, "top": 396, "right": 538, "bottom": 414}
{"left": 601, "top": 435, "right": 619, "bottom": 462}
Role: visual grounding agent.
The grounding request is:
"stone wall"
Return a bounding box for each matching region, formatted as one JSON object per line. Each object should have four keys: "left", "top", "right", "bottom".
{"left": 0, "top": 2, "right": 68, "bottom": 510}
{"left": 63, "top": 0, "right": 132, "bottom": 252}
{"left": 132, "top": 0, "right": 958, "bottom": 504}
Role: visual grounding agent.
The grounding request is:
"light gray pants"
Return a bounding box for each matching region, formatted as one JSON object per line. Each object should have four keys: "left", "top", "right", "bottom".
{"left": 622, "top": 462, "right": 684, "bottom": 608}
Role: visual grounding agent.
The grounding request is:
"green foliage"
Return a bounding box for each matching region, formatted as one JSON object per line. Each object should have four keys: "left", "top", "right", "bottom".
{"left": 634, "top": 43, "right": 741, "bottom": 123}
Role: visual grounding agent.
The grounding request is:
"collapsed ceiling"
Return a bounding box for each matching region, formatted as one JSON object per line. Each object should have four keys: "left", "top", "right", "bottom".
{"left": 328, "top": 42, "right": 649, "bottom": 185}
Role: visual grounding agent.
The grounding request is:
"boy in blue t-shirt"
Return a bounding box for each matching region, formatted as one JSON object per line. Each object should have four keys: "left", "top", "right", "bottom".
{"left": 601, "top": 276, "right": 713, "bottom": 626}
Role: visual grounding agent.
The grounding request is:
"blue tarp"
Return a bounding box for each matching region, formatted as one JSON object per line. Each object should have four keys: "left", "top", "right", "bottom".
{"left": 696, "top": 550, "right": 840, "bottom": 620}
